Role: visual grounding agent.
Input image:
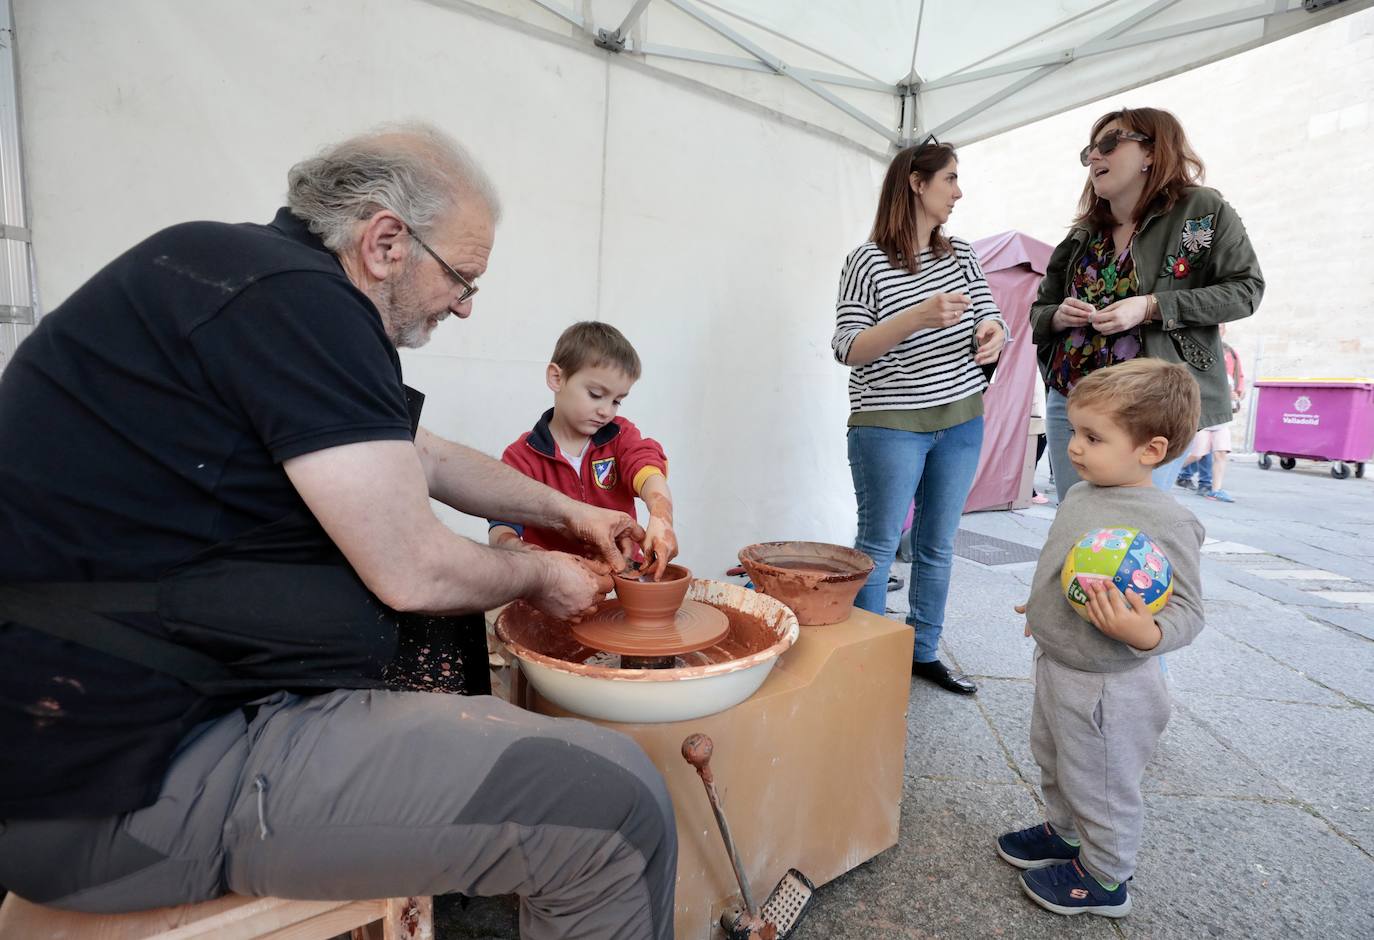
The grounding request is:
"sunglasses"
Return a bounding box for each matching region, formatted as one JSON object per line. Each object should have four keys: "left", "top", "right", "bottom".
{"left": 1079, "top": 129, "right": 1152, "bottom": 166}
{"left": 406, "top": 226, "right": 478, "bottom": 304}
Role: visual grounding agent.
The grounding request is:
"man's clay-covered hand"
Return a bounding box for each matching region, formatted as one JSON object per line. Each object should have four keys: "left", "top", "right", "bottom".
{"left": 527, "top": 552, "right": 614, "bottom": 622}
{"left": 555, "top": 503, "right": 644, "bottom": 574}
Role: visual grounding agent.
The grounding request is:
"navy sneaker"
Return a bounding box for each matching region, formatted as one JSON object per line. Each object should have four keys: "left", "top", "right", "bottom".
{"left": 1175, "top": 476, "right": 1195, "bottom": 490}
{"left": 996, "top": 822, "right": 1080, "bottom": 870}
{"left": 1021, "top": 859, "right": 1131, "bottom": 918}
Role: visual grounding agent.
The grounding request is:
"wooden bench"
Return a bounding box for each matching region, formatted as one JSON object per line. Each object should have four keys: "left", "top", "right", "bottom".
{"left": 0, "top": 892, "right": 433, "bottom": 940}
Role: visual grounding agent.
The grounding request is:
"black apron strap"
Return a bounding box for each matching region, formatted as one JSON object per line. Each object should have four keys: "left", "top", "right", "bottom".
{"left": 4, "top": 388, "right": 434, "bottom": 696}
{"left": 0, "top": 583, "right": 235, "bottom": 687}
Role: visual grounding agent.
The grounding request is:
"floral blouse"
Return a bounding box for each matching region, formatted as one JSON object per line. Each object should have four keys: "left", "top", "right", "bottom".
{"left": 1046, "top": 230, "right": 1143, "bottom": 394}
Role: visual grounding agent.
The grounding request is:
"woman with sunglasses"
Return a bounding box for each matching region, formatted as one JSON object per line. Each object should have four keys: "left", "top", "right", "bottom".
{"left": 832, "top": 140, "right": 1007, "bottom": 695}
{"left": 1031, "top": 107, "right": 1263, "bottom": 502}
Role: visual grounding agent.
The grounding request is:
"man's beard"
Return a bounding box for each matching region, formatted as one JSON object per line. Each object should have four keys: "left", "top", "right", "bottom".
{"left": 380, "top": 260, "right": 445, "bottom": 349}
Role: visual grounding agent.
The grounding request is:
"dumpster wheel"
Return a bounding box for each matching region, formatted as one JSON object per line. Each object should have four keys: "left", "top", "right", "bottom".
{"left": 1332, "top": 462, "right": 1351, "bottom": 480}
{"left": 1258, "top": 453, "right": 1273, "bottom": 470}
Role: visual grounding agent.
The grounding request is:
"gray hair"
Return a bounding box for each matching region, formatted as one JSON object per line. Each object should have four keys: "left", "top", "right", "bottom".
{"left": 286, "top": 122, "right": 501, "bottom": 254}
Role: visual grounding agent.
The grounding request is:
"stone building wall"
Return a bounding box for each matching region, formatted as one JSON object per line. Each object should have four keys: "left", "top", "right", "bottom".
{"left": 953, "top": 8, "right": 1374, "bottom": 447}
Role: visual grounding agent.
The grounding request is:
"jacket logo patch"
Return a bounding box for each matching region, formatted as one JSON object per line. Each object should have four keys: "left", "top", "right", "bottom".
{"left": 592, "top": 457, "right": 617, "bottom": 489}
{"left": 1162, "top": 213, "right": 1214, "bottom": 279}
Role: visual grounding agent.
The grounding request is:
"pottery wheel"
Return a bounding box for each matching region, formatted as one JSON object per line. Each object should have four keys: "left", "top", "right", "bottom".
{"left": 571, "top": 599, "right": 730, "bottom": 657}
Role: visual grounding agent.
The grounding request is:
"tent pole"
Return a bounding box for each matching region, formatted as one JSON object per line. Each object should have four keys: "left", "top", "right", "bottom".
{"left": 528, "top": 0, "right": 584, "bottom": 30}
{"left": 921, "top": 0, "right": 1368, "bottom": 92}
{"left": 926, "top": 0, "right": 1179, "bottom": 140}
{"left": 627, "top": 42, "right": 894, "bottom": 92}
{"left": 596, "top": 0, "right": 654, "bottom": 52}
{"left": 899, "top": 87, "right": 917, "bottom": 147}
{"left": 663, "top": 0, "right": 899, "bottom": 144}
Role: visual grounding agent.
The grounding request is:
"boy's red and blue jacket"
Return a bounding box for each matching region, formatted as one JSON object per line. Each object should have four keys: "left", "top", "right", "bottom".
{"left": 490, "top": 409, "right": 667, "bottom": 556}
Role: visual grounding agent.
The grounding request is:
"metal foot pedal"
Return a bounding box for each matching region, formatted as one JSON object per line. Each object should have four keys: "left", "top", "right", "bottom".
{"left": 721, "top": 869, "right": 815, "bottom": 940}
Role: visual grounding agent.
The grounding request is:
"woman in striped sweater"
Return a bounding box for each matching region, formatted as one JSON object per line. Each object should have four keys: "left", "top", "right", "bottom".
{"left": 832, "top": 140, "right": 1007, "bottom": 695}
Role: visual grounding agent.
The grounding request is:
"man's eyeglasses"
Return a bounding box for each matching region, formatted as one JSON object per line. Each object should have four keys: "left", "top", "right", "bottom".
{"left": 1079, "top": 129, "right": 1152, "bottom": 166}
{"left": 406, "top": 226, "right": 478, "bottom": 304}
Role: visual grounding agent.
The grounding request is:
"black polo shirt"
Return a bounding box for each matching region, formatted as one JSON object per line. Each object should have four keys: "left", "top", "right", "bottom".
{"left": 0, "top": 209, "right": 414, "bottom": 818}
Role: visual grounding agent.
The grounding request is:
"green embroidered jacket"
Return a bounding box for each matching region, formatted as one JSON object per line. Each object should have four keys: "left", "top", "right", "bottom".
{"left": 1030, "top": 185, "right": 1264, "bottom": 430}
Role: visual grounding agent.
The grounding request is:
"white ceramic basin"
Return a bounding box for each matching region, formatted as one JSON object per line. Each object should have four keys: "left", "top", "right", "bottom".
{"left": 495, "top": 579, "right": 798, "bottom": 723}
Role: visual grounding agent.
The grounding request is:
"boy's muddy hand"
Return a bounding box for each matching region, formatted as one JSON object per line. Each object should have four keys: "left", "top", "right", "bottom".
{"left": 492, "top": 529, "right": 545, "bottom": 553}
{"left": 642, "top": 516, "right": 679, "bottom": 581}
{"left": 1014, "top": 601, "right": 1030, "bottom": 637}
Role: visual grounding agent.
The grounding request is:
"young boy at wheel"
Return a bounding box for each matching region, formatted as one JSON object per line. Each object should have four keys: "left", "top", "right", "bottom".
{"left": 1001, "top": 359, "right": 1206, "bottom": 918}
{"left": 489, "top": 321, "right": 677, "bottom": 578}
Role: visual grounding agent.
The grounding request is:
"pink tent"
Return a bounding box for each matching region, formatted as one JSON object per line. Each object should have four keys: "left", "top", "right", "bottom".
{"left": 899, "top": 230, "right": 1054, "bottom": 535}
{"left": 964, "top": 231, "right": 1054, "bottom": 511}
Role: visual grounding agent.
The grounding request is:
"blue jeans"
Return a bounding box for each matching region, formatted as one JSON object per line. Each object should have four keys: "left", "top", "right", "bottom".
{"left": 1046, "top": 388, "right": 1186, "bottom": 503}
{"left": 848, "top": 418, "right": 983, "bottom": 663}
{"left": 1178, "top": 452, "right": 1213, "bottom": 489}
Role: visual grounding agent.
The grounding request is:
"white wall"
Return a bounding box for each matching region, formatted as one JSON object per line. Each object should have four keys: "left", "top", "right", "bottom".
{"left": 14, "top": 0, "right": 884, "bottom": 574}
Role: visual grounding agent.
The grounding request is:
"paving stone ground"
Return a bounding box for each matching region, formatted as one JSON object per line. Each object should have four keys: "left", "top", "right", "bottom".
{"left": 440, "top": 458, "right": 1374, "bottom": 939}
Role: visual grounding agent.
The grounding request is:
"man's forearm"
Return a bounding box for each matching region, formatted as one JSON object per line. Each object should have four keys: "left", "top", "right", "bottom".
{"left": 285, "top": 439, "right": 554, "bottom": 614}
{"left": 416, "top": 427, "right": 570, "bottom": 527}
{"left": 406, "top": 530, "right": 552, "bottom": 613}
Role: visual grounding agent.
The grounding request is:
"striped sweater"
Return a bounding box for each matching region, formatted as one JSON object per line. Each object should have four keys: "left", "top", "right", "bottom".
{"left": 832, "top": 237, "right": 1006, "bottom": 413}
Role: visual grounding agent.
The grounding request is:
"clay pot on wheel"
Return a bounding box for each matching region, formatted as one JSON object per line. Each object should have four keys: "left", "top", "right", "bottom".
{"left": 612, "top": 564, "right": 691, "bottom": 628}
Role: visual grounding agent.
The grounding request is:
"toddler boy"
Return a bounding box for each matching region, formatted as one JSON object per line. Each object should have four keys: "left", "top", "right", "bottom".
{"left": 1000, "top": 358, "right": 1205, "bottom": 917}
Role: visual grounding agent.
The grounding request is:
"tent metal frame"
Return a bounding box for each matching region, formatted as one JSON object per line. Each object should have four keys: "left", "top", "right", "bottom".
{"left": 538, "top": 0, "right": 1369, "bottom": 148}
{"left": 925, "top": 0, "right": 1183, "bottom": 140}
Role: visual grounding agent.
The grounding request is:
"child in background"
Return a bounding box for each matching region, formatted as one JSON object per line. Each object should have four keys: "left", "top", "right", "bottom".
{"left": 1176, "top": 323, "right": 1245, "bottom": 501}
{"left": 1001, "top": 359, "right": 1206, "bottom": 918}
{"left": 489, "top": 322, "right": 677, "bottom": 578}
{"left": 1030, "top": 377, "right": 1050, "bottom": 504}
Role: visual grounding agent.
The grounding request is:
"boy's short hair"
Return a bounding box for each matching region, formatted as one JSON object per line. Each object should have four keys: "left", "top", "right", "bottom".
{"left": 551, "top": 321, "right": 642, "bottom": 381}
{"left": 1068, "top": 359, "right": 1200, "bottom": 462}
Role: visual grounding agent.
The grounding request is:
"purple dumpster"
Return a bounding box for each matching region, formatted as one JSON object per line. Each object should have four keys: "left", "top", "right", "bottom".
{"left": 1253, "top": 379, "right": 1374, "bottom": 479}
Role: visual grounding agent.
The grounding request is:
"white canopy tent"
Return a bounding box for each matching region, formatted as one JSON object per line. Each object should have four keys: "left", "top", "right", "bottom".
{"left": 3, "top": 0, "right": 1368, "bottom": 570}
{"left": 501, "top": 0, "right": 1371, "bottom": 150}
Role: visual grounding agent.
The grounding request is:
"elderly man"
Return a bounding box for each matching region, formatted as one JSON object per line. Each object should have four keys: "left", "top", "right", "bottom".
{"left": 0, "top": 125, "right": 676, "bottom": 940}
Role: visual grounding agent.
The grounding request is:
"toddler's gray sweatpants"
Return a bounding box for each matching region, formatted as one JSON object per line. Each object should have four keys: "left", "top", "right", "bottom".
{"left": 1031, "top": 648, "right": 1171, "bottom": 884}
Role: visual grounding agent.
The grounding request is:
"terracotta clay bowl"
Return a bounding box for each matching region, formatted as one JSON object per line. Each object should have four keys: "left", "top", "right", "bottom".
{"left": 737, "top": 541, "right": 875, "bottom": 626}
{"left": 611, "top": 563, "right": 691, "bottom": 629}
